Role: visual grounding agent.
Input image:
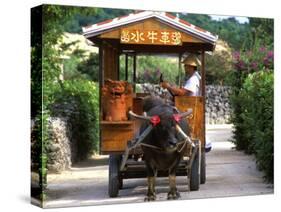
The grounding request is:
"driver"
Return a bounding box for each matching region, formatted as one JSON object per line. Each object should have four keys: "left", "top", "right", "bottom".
{"left": 160, "top": 54, "right": 201, "bottom": 96}
{"left": 160, "top": 54, "right": 211, "bottom": 152}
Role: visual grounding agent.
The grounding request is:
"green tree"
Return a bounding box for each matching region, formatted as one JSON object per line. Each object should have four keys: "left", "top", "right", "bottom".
{"left": 31, "top": 5, "right": 99, "bottom": 201}
{"left": 205, "top": 39, "right": 233, "bottom": 85}
{"left": 179, "top": 13, "right": 251, "bottom": 50}
{"left": 77, "top": 53, "right": 99, "bottom": 81}
{"left": 249, "top": 18, "right": 274, "bottom": 48}
{"left": 64, "top": 8, "right": 133, "bottom": 33}
{"left": 41, "top": 5, "right": 98, "bottom": 83}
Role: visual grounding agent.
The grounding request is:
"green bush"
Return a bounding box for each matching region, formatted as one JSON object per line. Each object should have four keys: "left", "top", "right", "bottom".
{"left": 49, "top": 80, "right": 100, "bottom": 161}
{"left": 229, "top": 44, "right": 274, "bottom": 182}
{"left": 63, "top": 52, "right": 99, "bottom": 81}
{"left": 239, "top": 71, "right": 273, "bottom": 181}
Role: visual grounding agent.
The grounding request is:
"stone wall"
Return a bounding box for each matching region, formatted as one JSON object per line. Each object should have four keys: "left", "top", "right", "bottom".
{"left": 138, "top": 84, "right": 232, "bottom": 124}
{"left": 31, "top": 117, "right": 72, "bottom": 174}
{"left": 205, "top": 85, "right": 232, "bottom": 124}
{"left": 46, "top": 118, "right": 72, "bottom": 173}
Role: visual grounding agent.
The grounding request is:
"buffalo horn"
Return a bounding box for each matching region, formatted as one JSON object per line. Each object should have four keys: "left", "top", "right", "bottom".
{"left": 129, "top": 110, "right": 151, "bottom": 121}
{"left": 175, "top": 124, "right": 195, "bottom": 147}
{"left": 178, "top": 108, "right": 193, "bottom": 118}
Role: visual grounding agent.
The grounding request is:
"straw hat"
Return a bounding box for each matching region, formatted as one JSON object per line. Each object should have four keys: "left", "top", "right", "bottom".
{"left": 181, "top": 54, "right": 201, "bottom": 67}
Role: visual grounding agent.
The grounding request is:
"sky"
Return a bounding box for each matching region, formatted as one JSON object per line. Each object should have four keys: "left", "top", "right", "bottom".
{"left": 210, "top": 15, "right": 249, "bottom": 23}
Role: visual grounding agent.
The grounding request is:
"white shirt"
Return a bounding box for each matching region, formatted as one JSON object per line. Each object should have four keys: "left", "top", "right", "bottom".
{"left": 183, "top": 71, "right": 201, "bottom": 96}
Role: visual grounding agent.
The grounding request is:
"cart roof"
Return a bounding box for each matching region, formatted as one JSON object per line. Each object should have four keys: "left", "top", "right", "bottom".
{"left": 83, "top": 11, "right": 218, "bottom": 53}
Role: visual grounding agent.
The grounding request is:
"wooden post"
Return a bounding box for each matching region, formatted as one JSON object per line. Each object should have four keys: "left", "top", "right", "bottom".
{"left": 201, "top": 50, "right": 206, "bottom": 146}
{"left": 99, "top": 45, "right": 104, "bottom": 85}
{"left": 116, "top": 50, "right": 120, "bottom": 80}
{"left": 201, "top": 51, "right": 205, "bottom": 97}
{"left": 99, "top": 45, "right": 104, "bottom": 154}
{"left": 133, "top": 54, "right": 137, "bottom": 92}
{"left": 125, "top": 54, "right": 128, "bottom": 81}
{"left": 178, "top": 53, "right": 182, "bottom": 86}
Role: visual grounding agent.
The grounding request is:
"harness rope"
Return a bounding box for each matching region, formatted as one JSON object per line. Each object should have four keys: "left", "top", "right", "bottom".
{"left": 140, "top": 138, "right": 188, "bottom": 153}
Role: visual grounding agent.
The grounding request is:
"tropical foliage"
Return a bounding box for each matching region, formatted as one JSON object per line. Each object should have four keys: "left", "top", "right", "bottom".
{"left": 240, "top": 71, "right": 273, "bottom": 181}
{"left": 229, "top": 44, "right": 274, "bottom": 182}
{"left": 205, "top": 40, "right": 233, "bottom": 85}
{"left": 49, "top": 80, "right": 100, "bottom": 158}
{"left": 31, "top": 5, "right": 99, "bottom": 200}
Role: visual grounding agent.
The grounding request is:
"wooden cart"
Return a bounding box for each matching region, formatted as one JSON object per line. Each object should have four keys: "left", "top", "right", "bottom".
{"left": 83, "top": 11, "right": 217, "bottom": 197}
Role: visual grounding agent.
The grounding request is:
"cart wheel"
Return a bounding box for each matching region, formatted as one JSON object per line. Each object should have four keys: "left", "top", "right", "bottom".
{"left": 200, "top": 149, "right": 206, "bottom": 184}
{"left": 190, "top": 142, "right": 200, "bottom": 191}
{"left": 108, "top": 154, "right": 121, "bottom": 197}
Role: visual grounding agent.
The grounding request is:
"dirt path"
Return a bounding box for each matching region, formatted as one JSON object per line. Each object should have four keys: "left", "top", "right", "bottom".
{"left": 44, "top": 127, "right": 273, "bottom": 208}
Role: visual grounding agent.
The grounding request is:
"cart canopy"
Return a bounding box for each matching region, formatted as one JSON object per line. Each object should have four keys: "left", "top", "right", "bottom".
{"left": 83, "top": 11, "right": 218, "bottom": 54}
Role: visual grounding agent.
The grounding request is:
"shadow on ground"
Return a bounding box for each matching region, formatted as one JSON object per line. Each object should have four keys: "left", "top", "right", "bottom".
{"left": 72, "top": 155, "right": 109, "bottom": 168}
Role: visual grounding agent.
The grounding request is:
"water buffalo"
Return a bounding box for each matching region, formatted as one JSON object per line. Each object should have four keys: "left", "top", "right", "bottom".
{"left": 137, "top": 97, "right": 191, "bottom": 201}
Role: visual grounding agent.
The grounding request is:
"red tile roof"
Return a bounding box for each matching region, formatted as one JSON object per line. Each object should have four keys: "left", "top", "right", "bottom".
{"left": 179, "top": 18, "right": 192, "bottom": 26}
{"left": 97, "top": 18, "right": 113, "bottom": 26}
{"left": 165, "top": 12, "right": 177, "bottom": 19}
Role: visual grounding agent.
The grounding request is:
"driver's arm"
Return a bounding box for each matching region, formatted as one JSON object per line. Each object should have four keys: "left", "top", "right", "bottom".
{"left": 168, "top": 86, "right": 191, "bottom": 96}
{"left": 161, "top": 81, "right": 192, "bottom": 96}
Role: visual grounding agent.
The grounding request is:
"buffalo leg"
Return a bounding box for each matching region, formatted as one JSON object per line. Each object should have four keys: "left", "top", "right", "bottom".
{"left": 145, "top": 165, "right": 156, "bottom": 201}
{"left": 167, "top": 175, "right": 180, "bottom": 200}
{"left": 168, "top": 166, "right": 180, "bottom": 200}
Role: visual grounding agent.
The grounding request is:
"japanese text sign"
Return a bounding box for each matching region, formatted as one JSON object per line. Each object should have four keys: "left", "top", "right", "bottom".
{"left": 120, "top": 29, "right": 182, "bottom": 45}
